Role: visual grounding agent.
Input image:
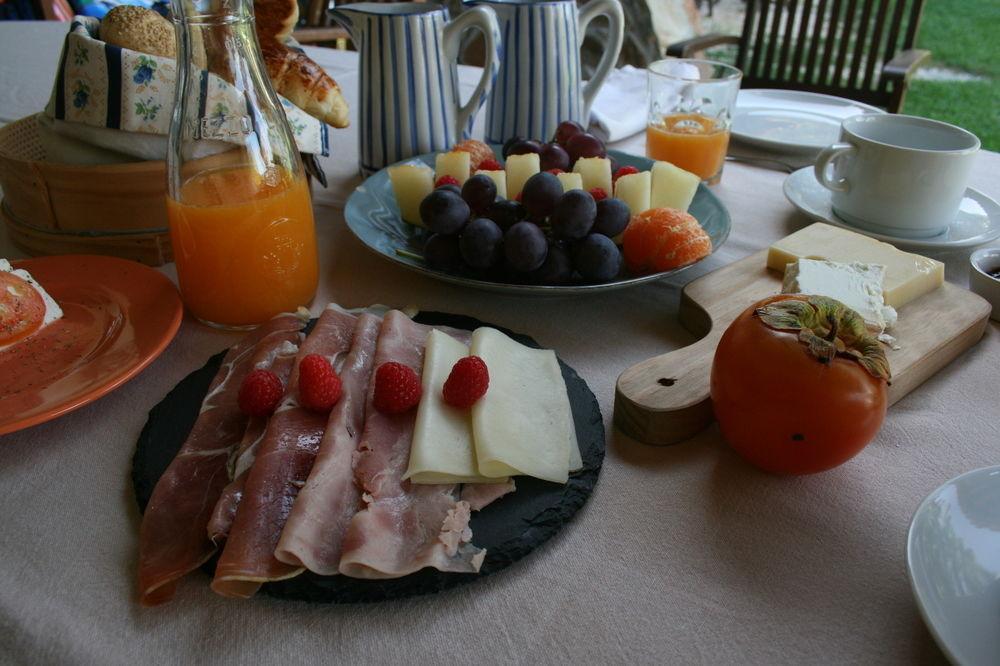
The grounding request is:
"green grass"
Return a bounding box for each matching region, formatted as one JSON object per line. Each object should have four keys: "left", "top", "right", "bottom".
{"left": 902, "top": 0, "right": 1000, "bottom": 150}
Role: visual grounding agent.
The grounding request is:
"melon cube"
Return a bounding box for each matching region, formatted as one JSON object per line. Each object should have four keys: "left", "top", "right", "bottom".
{"left": 505, "top": 153, "right": 540, "bottom": 200}
{"left": 614, "top": 171, "right": 651, "bottom": 215}
{"left": 388, "top": 163, "right": 434, "bottom": 226}
{"left": 650, "top": 161, "right": 699, "bottom": 211}
{"left": 556, "top": 172, "right": 583, "bottom": 192}
{"left": 475, "top": 169, "right": 507, "bottom": 199}
{"left": 435, "top": 151, "right": 471, "bottom": 185}
{"left": 572, "top": 157, "right": 612, "bottom": 195}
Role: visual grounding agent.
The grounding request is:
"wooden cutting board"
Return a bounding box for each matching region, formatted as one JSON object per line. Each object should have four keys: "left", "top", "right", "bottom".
{"left": 614, "top": 249, "right": 992, "bottom": 446}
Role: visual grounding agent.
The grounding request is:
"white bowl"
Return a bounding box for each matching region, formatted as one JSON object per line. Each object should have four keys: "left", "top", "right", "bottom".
{"left": 969, "top": 248, "right": 1000, "bottom": 321}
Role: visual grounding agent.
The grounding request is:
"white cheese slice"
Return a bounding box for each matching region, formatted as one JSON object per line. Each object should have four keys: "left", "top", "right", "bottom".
{"left": 781, "top": 259, "right": 897, "bottom": 333}
{"left": 470, "top": 327, "right": 579, "bottom": 484}
{"left": 0, "top": 258, "right": 63, "bottom": 351}
{"left": 404, "top": 329, "right": 509, "bottom": 485}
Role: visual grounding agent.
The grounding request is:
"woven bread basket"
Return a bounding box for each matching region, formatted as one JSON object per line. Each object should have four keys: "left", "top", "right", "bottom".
{"left": 0, "top": 115, "right": 173, "bottom": 266}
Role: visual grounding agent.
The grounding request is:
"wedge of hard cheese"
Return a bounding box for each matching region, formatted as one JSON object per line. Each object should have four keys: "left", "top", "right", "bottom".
{"left": 767, "top": 223, "right": 944, "bottom": 308}
{"left": 404, "top": 329, "right": 508, "bottom": 484}
{"left": 471, "top": 327, "right": 581, "bottom": 484}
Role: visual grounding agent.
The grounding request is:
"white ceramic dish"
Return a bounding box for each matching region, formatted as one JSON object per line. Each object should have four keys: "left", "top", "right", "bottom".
{"left": 731, "top": 89, "right": 884, "bottom": 153}
{"left": 907, "top": 465, "right": 1000, "bottom": 666}
{"left": 783, "top": 167, "right": 1000, "bottom": 250}
{"left": 969, "top": 247, "right": 1000, "bottom": 321}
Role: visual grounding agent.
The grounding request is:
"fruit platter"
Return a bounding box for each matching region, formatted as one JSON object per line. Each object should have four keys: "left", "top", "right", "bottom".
{"left": 344, "top": 122, "right": 731, "bottom": 295}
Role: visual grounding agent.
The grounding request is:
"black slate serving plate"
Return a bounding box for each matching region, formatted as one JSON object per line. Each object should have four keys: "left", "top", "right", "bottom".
{"left": 132, "top": 311, "right": 605, "bottom": 603}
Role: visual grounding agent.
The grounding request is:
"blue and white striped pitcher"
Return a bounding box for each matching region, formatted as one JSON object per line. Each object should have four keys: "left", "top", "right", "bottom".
{"left": 466, "top": 0, "right": 624, "bottom": 145}
{"left": 331, "top": 2, "right": 501, "bottom": 174}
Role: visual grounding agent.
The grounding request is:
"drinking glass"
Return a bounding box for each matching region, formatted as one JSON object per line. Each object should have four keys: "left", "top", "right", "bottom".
{"left": 646, "top": 59, "right": 742, "bottom": 185}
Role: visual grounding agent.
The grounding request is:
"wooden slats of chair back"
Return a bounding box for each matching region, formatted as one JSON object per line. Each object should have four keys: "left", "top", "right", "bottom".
{"left": 736, "top": 0, "right": 925, "bottom": 107}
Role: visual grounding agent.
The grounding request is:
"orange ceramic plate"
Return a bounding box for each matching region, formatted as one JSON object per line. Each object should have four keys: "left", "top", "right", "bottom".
{"left": 0, "top": 255, "right": 182, "bottom": 436}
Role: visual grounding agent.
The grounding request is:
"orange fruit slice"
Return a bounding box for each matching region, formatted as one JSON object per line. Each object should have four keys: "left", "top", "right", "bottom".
{"left": 622, "top": 207, "right": 712, "bottom": 274}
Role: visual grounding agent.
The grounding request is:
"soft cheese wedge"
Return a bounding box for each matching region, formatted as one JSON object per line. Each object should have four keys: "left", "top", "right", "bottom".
{"left": 404, "top": 330, "right": 507, "bottom": 484}
{"left": 782, "top": 259, "right": 897, "bottom": 333}
{"left": 471, "top": 328, "right": 580, "bottom": 483}
{"left": 767, "top": 223, "right": 944, "bottom": 308}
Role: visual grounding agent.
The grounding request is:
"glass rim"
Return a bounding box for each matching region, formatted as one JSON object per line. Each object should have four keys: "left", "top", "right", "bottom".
{"left": 648, "top": 58, "right": 743, "bottom": 83}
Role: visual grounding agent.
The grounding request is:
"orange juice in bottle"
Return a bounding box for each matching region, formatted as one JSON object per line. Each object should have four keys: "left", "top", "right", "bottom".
{"left": 647, "top": 113, "right": 730, "bottom": 183}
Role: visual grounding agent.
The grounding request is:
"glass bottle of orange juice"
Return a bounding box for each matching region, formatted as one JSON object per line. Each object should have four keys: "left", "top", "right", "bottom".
{"left": 166, "top": 0, "right": 318, "bottom": 329}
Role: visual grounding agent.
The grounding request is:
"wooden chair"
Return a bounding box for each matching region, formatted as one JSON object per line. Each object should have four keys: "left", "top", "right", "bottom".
{"left": 667, "top": 0, "right": 931, "bottom": 112}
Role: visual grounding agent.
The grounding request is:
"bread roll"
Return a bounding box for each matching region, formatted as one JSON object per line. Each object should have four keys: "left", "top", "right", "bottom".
{"left": 100, "top": 6, "right": 175, "bottom": 59}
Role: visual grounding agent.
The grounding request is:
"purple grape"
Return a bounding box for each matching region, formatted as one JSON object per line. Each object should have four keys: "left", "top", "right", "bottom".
{"left": 460, "top": 218, "right": 504, "bottom": 269}
{"left": 566, "top": 132, "right": 606, "bottom": 164}
{"left": 423, "top": 233, "right": 462, "bottom": 271}
{"left": 502, "top": 135, "right": 524, "bottom": 158}
{"left": 573, "top": 234, "right": 622, "bottom": 282}
{"left": 485, "top": 199, "right": 526, "bottom": 232}
{"left": 504, "top": 221, "right": 548, "bottom": 273}
{"left": 539, "top": 142, "right": 571, "bottom": 172}
{"left": 528, "top": 242, "right": 574, "bottom": 285}
{"left": 437, "top": 184, "right": 461, "bottom": 195}
{"left": 551, "top": 189, "right": 597, "bottom": 240}
{"left": 553, "top": 120, "right": 586, "bottom": 147}
{"left": 506, "top": 139, "right": 543, "bottom": 157}
{"left": 593, "top": 198, "right": 631, "bottom": 238}
{"left": 420, "top": 189, "right": 470, "bottom": 235}
{"left": 461, "top": 174, "right": 497, "bottom": 213}
{"left": 520, "top": 171, "right": 562, "bottom": 220}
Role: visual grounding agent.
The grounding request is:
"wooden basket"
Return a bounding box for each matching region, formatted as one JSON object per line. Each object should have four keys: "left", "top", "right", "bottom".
{"left": 0, "top": 115, "right": 173, "bottom": 266}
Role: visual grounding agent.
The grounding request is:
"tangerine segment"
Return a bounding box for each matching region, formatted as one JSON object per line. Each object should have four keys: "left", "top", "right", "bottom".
{"left": 622, "top": 207, "right": 712, "bottom": 274}
{"left": 453, "top": 139, "right": 495, "bottom": 171}
{"left": 0, "top": 271, "right": 45, "bottom": 346}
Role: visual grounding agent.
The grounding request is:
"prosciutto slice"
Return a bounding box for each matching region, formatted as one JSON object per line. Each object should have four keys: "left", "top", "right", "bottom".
{"left": 211, "top": 305, "right": 358, "bottom": 598}
{"left": 136, "top": 312, "right": 306, "bottom": 606}
{"left": 273, "top": 313, "right": 381, "bottom": 575}
{"left": 338, "top": 310, "right": 485, "bottom": 579}
{"left": 206, "top": 340, "right": 300, "bottom": 545}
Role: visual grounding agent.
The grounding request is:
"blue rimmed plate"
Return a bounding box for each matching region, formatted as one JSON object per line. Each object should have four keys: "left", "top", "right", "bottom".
{"left": 343, "top": 149, "right": 731, "bottom": 295}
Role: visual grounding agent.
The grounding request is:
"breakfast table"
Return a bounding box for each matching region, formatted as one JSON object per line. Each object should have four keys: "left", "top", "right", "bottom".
{"left": 1, "top": 20, "right": 998, "bottom": 666}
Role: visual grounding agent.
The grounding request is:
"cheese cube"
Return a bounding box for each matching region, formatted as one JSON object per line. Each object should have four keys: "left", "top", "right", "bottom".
{"left": 572, "top": 157, "right": 612, "bottom": 195}
{"left": 614, "top": 171, "right": 651, "bottom": 214}
{"left": 767, "top": 223, "right": 944, "bottom": 308}
{"left": 505, "top": 153, "right": 540, "bottom": 200}
{"left": 387, "top": 164, "right": 434, "bottom": 226}
{"left": 475, "top": 169, "right": 507, "bottom": 199}
{"left": 650, "top": 160, "right": 699, "bottom": 211}
{"left": 434, "top": 150, "right": 471, "bottom": 185}
{"left": 556, "top": 172, "right": 583, "bottom": 192}
{"left": 781, "top": 259, "right": 897, "bottom": 332}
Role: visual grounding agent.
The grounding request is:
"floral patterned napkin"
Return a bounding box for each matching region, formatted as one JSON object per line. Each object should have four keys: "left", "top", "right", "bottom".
{"left": 44, "top": 17, "right": 329, "bottom": 156}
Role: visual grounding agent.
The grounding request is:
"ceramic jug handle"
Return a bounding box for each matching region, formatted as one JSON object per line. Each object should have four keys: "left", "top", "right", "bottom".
{"left": 443, "top": 6, "right": 501, "bottom": 141}
{"left": 578, "top": 0, "right": 624, "bottom": 117}
{"left": 814, "top": 143, "right": 856, "bottom": 193}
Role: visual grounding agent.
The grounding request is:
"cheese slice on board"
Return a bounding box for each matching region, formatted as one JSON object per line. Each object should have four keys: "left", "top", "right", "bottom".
{"left": 470, "top": 328, "right": 579, "bottom": 484}
{"left": 404, "top": 329, "right": 508, "bottom": 485}
{"left": 767, "top": 223, "right": 944, "bottom": 308}
{"left": 782, "top": 259, "right": 897, "bottom": 333}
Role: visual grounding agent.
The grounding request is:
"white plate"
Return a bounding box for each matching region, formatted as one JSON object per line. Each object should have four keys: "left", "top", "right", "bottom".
{"left": 783, "top": 167, "right": 1000, "bottom": 250}
{"left": 907, "top": 465, "right": 1000, "bottom": 666}
{"left": 732, "top": 90, "right": 885, "bottom": 153}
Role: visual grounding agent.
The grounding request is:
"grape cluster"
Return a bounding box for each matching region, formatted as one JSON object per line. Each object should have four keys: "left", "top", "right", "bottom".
{"left": 418, "top": 121, "right": 632, "bottom": 285}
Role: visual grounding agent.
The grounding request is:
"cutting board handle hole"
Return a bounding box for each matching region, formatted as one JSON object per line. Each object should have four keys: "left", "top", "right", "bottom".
{"left": 657, "top": 377, "right": 677, "bottom": 387}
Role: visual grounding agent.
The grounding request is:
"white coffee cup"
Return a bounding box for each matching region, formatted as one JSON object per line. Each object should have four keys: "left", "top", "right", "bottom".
{"left": 814, "top": 115, "right": 980, "bottom": 238}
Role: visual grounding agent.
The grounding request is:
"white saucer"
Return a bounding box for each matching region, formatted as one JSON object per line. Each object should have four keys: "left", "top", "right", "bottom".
{"left": 732, "top": 90, "right": 884, "bottom": 154}
{"left": 907, "top": 465, "right": 1000, "bottom": 666}
{"left": 783, "top": 167, "right": 1000, "bottom": 250}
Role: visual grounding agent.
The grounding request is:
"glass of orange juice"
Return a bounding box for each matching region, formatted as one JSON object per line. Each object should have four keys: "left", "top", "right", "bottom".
{"left": 646, "top": 59, "right": 742, "bottom": 185}
{"left": 166, "top": 0, "right": 318, "bottom": 329}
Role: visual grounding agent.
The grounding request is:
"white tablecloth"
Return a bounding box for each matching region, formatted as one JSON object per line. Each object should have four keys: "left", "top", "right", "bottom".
{"left": 1, "top": 20, "right": 998, "bottom": 666}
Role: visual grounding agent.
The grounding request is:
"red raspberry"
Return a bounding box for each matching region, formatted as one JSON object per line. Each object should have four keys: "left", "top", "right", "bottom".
{"left": 238, "top": 369, "right": 284, "bottom": 417}
{"left": 514, "top": 191, "right": 523, "bottom": 202}
{"left": 373, "top": 362, "right": 422, "bottom": 414}
{"left": 442, "top": 356, "right": 490, "bottom": 409}
{"left": 613, "top": 165, "right": 640, "bottom": 183}
{"left": 298, "top": 354, "right": 343, "bottom": 413}
{"left": 435, "top": 175, "right": 460, "bottom": 188}
{"left": 589, "top": 187, "right": 608, "bottom": 201}
{"left": 479, "top": 158, "right": 503, "bottom": 171}
{"left": 546, "top": 168, "right": 564, "bottom": 175}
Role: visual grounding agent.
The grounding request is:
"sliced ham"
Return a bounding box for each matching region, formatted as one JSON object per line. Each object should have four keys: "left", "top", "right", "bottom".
{"left": 273, "top": 313, "right": 381, "bottom": 575}
{"left": 206, "top": 340, "right": 300, "bottom": 545}
{"left": 211, "top": 305, "right": 358, "bottom": 598}
{"left": 136, "top": 312, "right": 306, "bottom": 606}
{"left": 460, "top": 479, "right": 517, "bottom": 511}
{"left": 338, "top": 310, "right": 485, "bottom": 579}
